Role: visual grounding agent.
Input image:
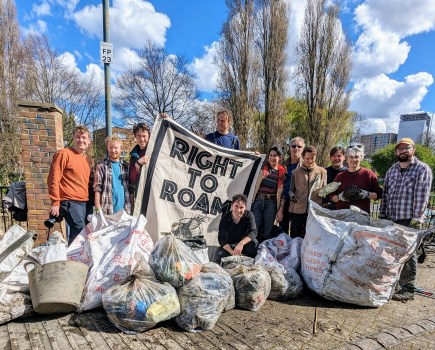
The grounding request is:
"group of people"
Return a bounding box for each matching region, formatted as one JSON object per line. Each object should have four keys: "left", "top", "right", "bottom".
{"left": 216, "top": 125, "right": 432, "bottom": 302}
{"left": 47, "top": 109, "right": 432, "bottom": 302}
{"left": 47, "top": 110, "right": 238, "bottom": 246}
{"left": 47, "top": 123, "right": 152, "bottom": 246}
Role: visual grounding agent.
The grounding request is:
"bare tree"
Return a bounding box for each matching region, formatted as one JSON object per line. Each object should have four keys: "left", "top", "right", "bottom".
{"left": 0, "top": 0, "right": 26, "bottom": 183}
{"left": 216, "top": 0, "right": 260, "bottom": 149}
{"left": 295, "top": 0, "right": 353, "bottom": 164}
{"left": 254, "top": 0, "right": 289, "bottom": 152}
{"left": 114, "top": 41, "right": 199, "bottom": 128}
{"left": 21, "top": 35, "right": 105, "bottom": 141}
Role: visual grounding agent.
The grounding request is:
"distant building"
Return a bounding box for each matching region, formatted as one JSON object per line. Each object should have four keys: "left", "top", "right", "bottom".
{"left": 361, "top": 133, "right": 398, "bottom": 156}
{"left": 397, "top": 113, "right": 431, "bottom": 144}
{"left": 93, "top": 127, "right": 136, "bottom": 162}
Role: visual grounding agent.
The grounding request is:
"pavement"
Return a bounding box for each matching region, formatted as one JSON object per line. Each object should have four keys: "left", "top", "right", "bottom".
{"left": 1, "top": 254, "right": 434, "bottom": 350}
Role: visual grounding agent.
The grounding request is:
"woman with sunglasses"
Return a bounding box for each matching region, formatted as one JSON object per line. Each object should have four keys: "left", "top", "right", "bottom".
{"left": 330, "top": 144, "right": 382, "bottom": 214}
{"left": 251, "top": 146, "right": 287, "bottom": 243}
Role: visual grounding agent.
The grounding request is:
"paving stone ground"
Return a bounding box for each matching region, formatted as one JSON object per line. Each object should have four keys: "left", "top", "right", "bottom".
{"left": 1, "top": 255, "right": 434, "bottom": 350}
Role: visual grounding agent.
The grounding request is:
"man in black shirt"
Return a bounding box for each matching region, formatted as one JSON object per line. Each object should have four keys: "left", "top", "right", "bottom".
{"left": 217, "top": 194, "right": 258, "bottom": 261}
{"left": 325, "top": 146, "right": 347, "bottom": 184}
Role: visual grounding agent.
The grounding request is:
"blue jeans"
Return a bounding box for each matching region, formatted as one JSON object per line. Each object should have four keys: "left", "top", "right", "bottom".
{"left": 251, "top": 198, "right": 277, "bottom": 243}
{"left": 60, "top": 200, "right": 87, "bottom": 246}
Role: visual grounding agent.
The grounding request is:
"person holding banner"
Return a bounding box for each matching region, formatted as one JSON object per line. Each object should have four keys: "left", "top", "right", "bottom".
{"left": 129, "top": 123, "right": 151, "bottom": 192}
{"left": 217, "top": 194, "right": 258, "bottom": 261}
{"left": 205, "top": 110, "right": 240, "bottom": 149}
{"left": 251, "top": 147, "right": 287, "bottom": 242}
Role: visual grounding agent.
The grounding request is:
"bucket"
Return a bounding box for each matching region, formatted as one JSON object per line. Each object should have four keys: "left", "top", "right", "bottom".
{"left": 25, "top": 260, "right": 89, "bottom": 314}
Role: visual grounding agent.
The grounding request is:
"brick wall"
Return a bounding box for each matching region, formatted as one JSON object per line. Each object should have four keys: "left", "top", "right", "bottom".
{"left": 18, "top": 101, "right": 65, "bottom": 244}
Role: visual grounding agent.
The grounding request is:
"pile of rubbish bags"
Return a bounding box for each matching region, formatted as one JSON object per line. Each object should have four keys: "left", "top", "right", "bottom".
{"left": 0, "top": 201, "right": 426, "bottom": 333}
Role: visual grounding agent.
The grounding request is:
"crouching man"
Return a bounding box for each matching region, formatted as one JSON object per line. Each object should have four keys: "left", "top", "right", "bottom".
{"left": 217, "top": 194, "right": 258, "bottom": 262}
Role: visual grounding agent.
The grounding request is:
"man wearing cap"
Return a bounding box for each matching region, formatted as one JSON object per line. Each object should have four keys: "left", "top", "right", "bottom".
{"left": 380, "top": 137, "right": 433, "bottom": 301}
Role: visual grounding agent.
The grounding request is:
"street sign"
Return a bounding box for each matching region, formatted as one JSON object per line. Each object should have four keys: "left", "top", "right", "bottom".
{"left": 100, "top": 42, "right": 113, "bottom": 64}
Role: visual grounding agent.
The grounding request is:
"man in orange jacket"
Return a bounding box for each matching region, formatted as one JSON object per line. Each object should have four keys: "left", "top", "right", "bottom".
{"left": 47, "top": 126, "right": 92, "bottom": 245}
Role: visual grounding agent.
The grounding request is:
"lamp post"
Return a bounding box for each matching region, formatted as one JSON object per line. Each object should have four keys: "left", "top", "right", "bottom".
{"left": 102, "top": 0, "right": 112, "bottom": 137}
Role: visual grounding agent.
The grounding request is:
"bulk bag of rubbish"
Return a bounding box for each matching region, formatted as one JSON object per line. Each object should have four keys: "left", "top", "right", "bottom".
{"left": 301, "top": 201, "right": 427, "bottom": 307}
{"left": 67, "top": 211, "right": 134, "bottom": 266}
{"left": 255, "top": 233, "right": 303, "bottom": 272}
{"left": 149, "top": 235, "right": 202, "bottom": 288}
{"left": 221, "top": 256, "right": 271, "bottom": 311}
{"left": 175, "top": 271, "right": 231, "bottom": 332}
{"left": 103, "top": 271, "right": 180, "bottom": 334}
{"left": 201, "top": 262, "right": 235, "bottom": 311}
{"left": 0, "top": 225, "right": 34, "bottom": 324}
{"left": 80, "top": 214, "right": 154, "bottom": 311}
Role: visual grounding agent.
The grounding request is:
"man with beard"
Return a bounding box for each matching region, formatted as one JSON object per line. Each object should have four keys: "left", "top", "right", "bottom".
{"left": 205, "top": 110, "right": 240, "bottom": 149}
{"left": 380, "top": 138, "right": 433, "bottom": 301}
{"left": 325, "top": 146, "right": 347, "bottom": 184}
{"left": 94, "top": 135, "right": 131, "bottom": 215}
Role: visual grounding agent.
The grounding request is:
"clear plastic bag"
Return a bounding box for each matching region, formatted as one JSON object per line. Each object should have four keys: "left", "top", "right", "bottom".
{"left": 176, "top": 271, "right": 231, "bottom": 332}
{"left": 102, "top": 271, "right": 180, "bottom": 334}
{"left": 265, "top": 266, "right": 303, "bottom": 300}
{"left": 201, "top": 262, "right": 235, "bottom": 312}
{"left": 222, "top": 256, "right": 271, "bottom": 311}
{"left": 149, "top": 235, "right": 202, "bottom": 288}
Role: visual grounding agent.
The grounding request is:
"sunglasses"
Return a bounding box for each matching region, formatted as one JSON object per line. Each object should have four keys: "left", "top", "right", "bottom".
{"left": 291, "top": 145, "right": 303, "bottom": 149}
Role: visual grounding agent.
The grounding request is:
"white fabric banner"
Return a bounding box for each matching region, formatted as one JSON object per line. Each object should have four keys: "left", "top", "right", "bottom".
{"left": 134, "top": 117, "right": 264, "bottom": 246}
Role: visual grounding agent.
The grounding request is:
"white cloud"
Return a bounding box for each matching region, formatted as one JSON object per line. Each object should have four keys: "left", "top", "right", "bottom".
{"left": 111, "top": 47, "right": 141, "bottom": 73}
{"left": 32, "top": 2, "right": 51, "bottom": 17}
{"left": 58, "top": 51, "right": 104, "bottom": 89}
{"left": 52, "top": 0, "right": 80, "bottom": 14}
{"left": 352, "top": 0, "right": 435, "bottom": 79}
{"left": 73, "top": 0, "right": 170, "bottom": 49}
{"left": 350, "top": 72, "right": 433, "bottom": 132}
{"left": 189, "top": 42, "right": 219, "bottom": 92}
{"left": 349, "top": 0, "right": 435, "bottom": 133}
{"left": 21, "top": 20, "right": 48, "bottom": 36}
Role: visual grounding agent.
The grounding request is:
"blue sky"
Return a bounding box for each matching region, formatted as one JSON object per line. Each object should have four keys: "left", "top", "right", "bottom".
{"left": 15, "top": 0, "right": 435, "bottom": 135}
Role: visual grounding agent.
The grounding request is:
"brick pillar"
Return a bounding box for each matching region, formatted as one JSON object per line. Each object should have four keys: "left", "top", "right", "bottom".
{"left": 18, "top": 101, "right": 64, "bottom": 244}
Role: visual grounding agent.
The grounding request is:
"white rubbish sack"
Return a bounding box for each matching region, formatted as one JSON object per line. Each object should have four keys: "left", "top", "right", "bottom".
{"left": 0, "top": 225, "right": 34, "bottom": 324}
{"left": 301, "top": 201, "right": 424, "bottom": 307}
{"left": 79, "top": 214, "right": 154, "bottom": 311}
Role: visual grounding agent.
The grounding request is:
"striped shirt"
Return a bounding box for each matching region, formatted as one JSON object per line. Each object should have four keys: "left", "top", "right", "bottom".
{"left": 258, "top": 168, "right": 279, "bottom": 195}
{"left": 93, "top": 158, "right": 131, "bottom": 215}
{"left": 379, "top": 157, "right": 432, "bottom": 221}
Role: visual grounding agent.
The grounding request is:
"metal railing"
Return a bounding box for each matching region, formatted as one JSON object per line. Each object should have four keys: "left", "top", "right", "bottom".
{"left": 0, "top": 185, "right": 28, "bottom": 235}
{"left": 371, "top": 195, "right": 435, "bottom": 229}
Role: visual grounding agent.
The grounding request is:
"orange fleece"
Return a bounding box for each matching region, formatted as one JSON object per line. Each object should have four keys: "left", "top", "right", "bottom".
{"left": 47, "top": 147, "right": 91, "bottom": 206}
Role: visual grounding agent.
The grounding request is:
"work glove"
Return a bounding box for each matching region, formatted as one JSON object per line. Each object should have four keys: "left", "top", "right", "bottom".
{"left": 343, "top": 185, "right": 369, "bottom": 202}
{"left": 409, "top": 219, "right": 422, "bottom": 230}
{"left": 337, "top": 191, "right": 349, "bottom": 202}
{"left": 318, "top": 182, "right": 341, "bottom": 198}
